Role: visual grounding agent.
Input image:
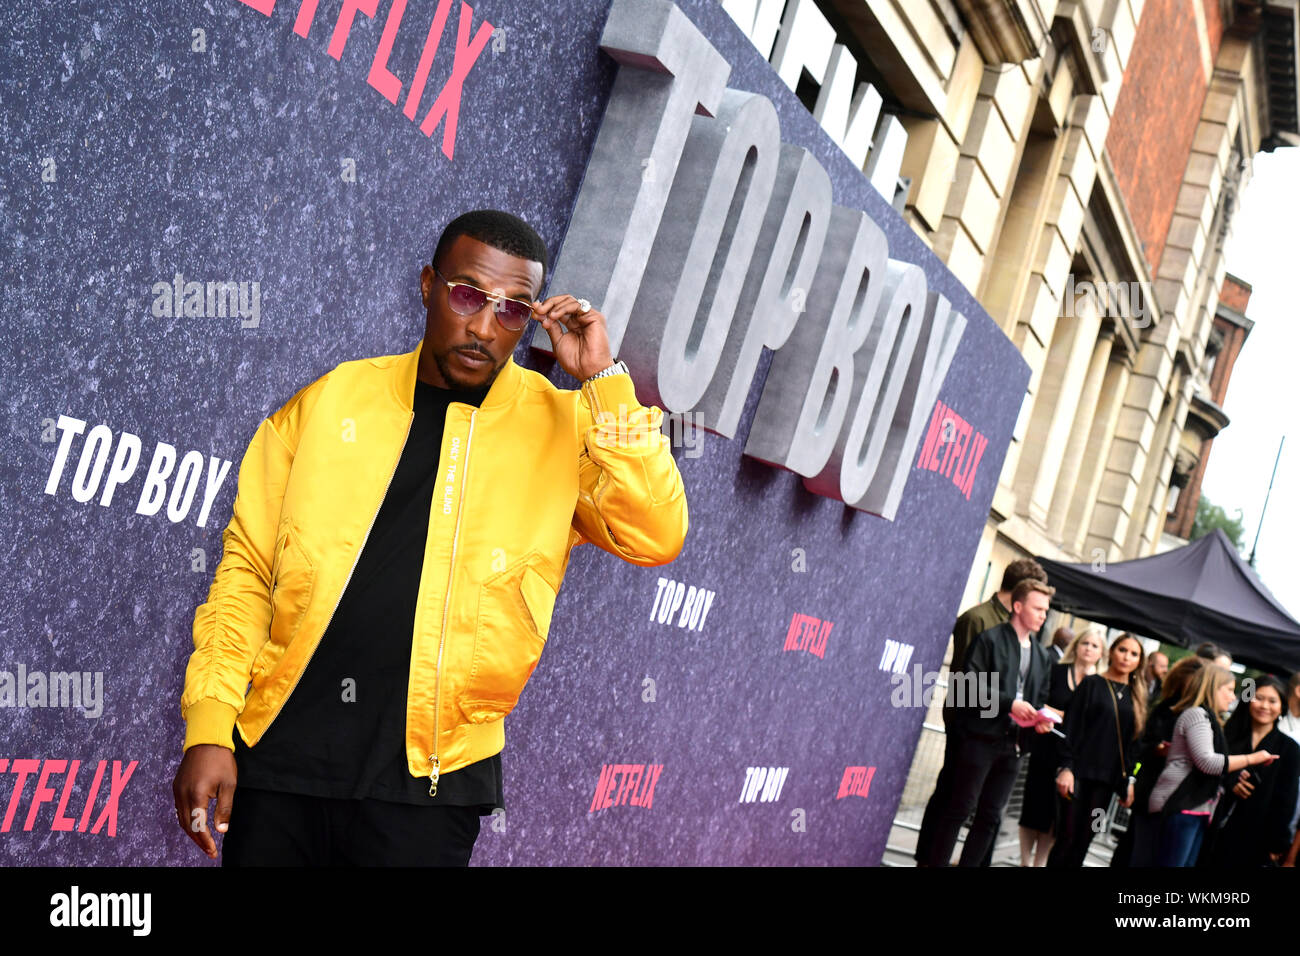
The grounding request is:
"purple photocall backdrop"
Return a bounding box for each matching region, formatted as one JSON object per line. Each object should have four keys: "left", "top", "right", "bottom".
{"left": 0, "top": 0, "right": 1029, "bottom": 864}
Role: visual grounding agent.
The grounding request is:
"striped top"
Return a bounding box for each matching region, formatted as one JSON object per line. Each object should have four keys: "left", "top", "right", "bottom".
{"left": 1148, "top": 707, "right": 1226, "bottom": 815}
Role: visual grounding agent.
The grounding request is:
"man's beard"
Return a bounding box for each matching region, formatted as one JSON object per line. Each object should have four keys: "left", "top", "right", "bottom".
{"left": 434, "top": 347, "right": 502, "bottom": 390}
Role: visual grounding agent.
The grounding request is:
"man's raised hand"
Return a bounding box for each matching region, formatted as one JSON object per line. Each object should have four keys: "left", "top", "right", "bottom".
{"left": 533, "top": 294, "right": 614, "bottom": 381}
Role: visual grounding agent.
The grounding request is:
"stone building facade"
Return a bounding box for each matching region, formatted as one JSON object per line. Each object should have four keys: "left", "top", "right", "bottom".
{"left": 861, "top": 0, "right": 1292, "bottom": 599}
{"left": 721, "top": 0, "right": 1297, "bottom": 831}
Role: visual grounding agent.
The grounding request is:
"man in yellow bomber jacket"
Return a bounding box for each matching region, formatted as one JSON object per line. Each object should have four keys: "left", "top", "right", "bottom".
{"left": 172, "top": 209, "right": 689, "bottom": 866}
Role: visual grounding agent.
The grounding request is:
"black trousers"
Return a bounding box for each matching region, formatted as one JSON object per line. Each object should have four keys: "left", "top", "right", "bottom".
{"left": 1046, "top": 776, "right": 1114, "bottom": 867}
{"left": 221, "top": 786, "right": 482, "bottom": 867}
{"left": 1111, "top": 810, "right": 1159, "bottom": 867}
{"left": 926, "top": 733, "right": 1022, "bottom": 867}
{"left": 916, "top": 729, "right": 962, "bottom": 864}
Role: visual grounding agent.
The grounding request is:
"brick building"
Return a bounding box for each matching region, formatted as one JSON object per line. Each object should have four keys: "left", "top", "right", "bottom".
{"left": 1162, "top": 273, "right": 1254, "bottom": 544}
{"left": 1164, "top": 277, "right": 1253, "bottom": 546}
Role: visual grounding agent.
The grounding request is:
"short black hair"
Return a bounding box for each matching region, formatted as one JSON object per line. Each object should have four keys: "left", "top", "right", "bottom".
{"left": 1000, "top": 558, "right": 1047, "bottom": 593}
{"left": 432, "top": 209, "right": 549, "bottom": 296}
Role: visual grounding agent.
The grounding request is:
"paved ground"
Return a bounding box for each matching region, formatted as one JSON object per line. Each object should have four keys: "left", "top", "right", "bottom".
{"left": 885, "top": 793, "right": 1122, "bottom": 867}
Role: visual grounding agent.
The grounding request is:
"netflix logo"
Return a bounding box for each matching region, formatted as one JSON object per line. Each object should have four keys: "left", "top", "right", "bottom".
{"left": 588, "top": 763, "right": 663, "bottom": 813}
{"left": 836, "top": 766, "right": 876, "bottom": 800}
{"left": 0, "top": 759, "right": 137, "bottom": 837}
{"left": 782, "top": 612, "right": 833, "bottom": 659}
{"left": 236, "top": 0, "right": 495, "bottom": 161}
{"left": 915, "top": 400, "right": 988, "bottom": 501}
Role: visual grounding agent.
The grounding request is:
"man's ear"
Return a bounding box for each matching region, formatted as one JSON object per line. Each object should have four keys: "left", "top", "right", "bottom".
{"left": 420, "top": 265, "right": 434, "bottom": 307}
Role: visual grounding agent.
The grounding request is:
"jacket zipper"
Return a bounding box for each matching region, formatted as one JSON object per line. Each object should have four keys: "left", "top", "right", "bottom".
{"left": 429, "top": 407, "right": 476, "bottom": 796}
{"left": 255, "top": 410, "right": 415, "bottom": 742}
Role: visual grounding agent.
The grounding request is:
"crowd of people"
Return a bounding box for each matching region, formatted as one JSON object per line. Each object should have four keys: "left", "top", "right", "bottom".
{"left": 916, "top": 559, "right": 1300, "bottom": 868}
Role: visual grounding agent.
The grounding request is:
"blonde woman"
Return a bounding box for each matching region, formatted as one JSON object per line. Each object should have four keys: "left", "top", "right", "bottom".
{"left": 1149, "top": 664, "right": 1279, "bottom": 866}
{"left": 1018, "top": 628, "right": 1104, "bottom": 866}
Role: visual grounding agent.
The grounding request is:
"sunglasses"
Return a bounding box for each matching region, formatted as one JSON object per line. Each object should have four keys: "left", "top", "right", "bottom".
{"left": 433, "top": 267, "right": 535, "bottom": 331}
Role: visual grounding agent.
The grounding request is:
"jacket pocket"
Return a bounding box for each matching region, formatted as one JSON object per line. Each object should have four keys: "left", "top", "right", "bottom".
{"left": 252, "top": 520, "right": 317, "bottom": 689}
{"left": 458, "top": 552, "right": 557, "bottom": 723}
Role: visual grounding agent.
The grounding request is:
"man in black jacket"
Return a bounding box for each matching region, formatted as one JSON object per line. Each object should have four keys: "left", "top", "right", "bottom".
{"left": 914, "top": 558, "right": 1047, "bottom": 866}
{"left": 922, "top": 579, "right": 1055, "bottom": 866}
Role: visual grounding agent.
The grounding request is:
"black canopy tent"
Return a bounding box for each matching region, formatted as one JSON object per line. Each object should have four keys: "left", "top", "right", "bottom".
{"left": 1035, "top": 528, "right": 1300, "bottom": 674}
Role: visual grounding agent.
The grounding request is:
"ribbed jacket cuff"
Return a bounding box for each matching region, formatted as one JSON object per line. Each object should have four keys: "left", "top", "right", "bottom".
{"left": 581, "top": 373, "right": 666, "bottom": 454}
{"left": 183, "top": 699, "right": 240, "bottom": 752}
{"left": 581, "top": 370, "right": 638, "bottom": 415}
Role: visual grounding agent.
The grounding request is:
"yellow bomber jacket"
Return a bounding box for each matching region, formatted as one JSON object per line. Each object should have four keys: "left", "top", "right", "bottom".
{"left": 180, "top": 337, "right": 688, "bottom": 790}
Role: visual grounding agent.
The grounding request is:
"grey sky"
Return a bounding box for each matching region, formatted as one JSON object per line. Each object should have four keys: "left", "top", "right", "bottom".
{"left": 1203, "top": 148, "right": 1298, "bottom": 617}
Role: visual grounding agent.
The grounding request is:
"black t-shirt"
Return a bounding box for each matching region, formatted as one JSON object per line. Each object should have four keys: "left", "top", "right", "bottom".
{"left": 233, "top": 375, "right": 504, "bottom": 812}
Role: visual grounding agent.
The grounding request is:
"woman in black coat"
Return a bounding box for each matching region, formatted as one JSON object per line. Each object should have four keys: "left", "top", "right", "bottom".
{"left": 1018, "top": 628, "right": 1103, "bottom": 866}
{"left": 1111, "top": 655, "right": 1206, "bottom": 867}
{"left": 1047, "top": 633, "right": 1148, "bottom": 867}
{"left": 1199, "top": 675, "right": 1300, "bottom": 867}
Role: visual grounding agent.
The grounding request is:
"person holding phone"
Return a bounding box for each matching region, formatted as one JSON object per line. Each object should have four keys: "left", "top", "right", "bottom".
{"left": 1111, "top": 654, "right": 1206, "bottom": 866}
{"left": 1199, "top": 674, "right": 1299, "bottom": 867}
{"left": 1149, "top": 664, "right": 1278, "bottom": 867}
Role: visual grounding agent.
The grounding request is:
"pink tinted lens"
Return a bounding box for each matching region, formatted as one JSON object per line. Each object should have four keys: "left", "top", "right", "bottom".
{"left": 447, "top": 283, "right": 488, "bottom": 315}
{"left": 494, "top": 299, "right": 532, "bottom": 329}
